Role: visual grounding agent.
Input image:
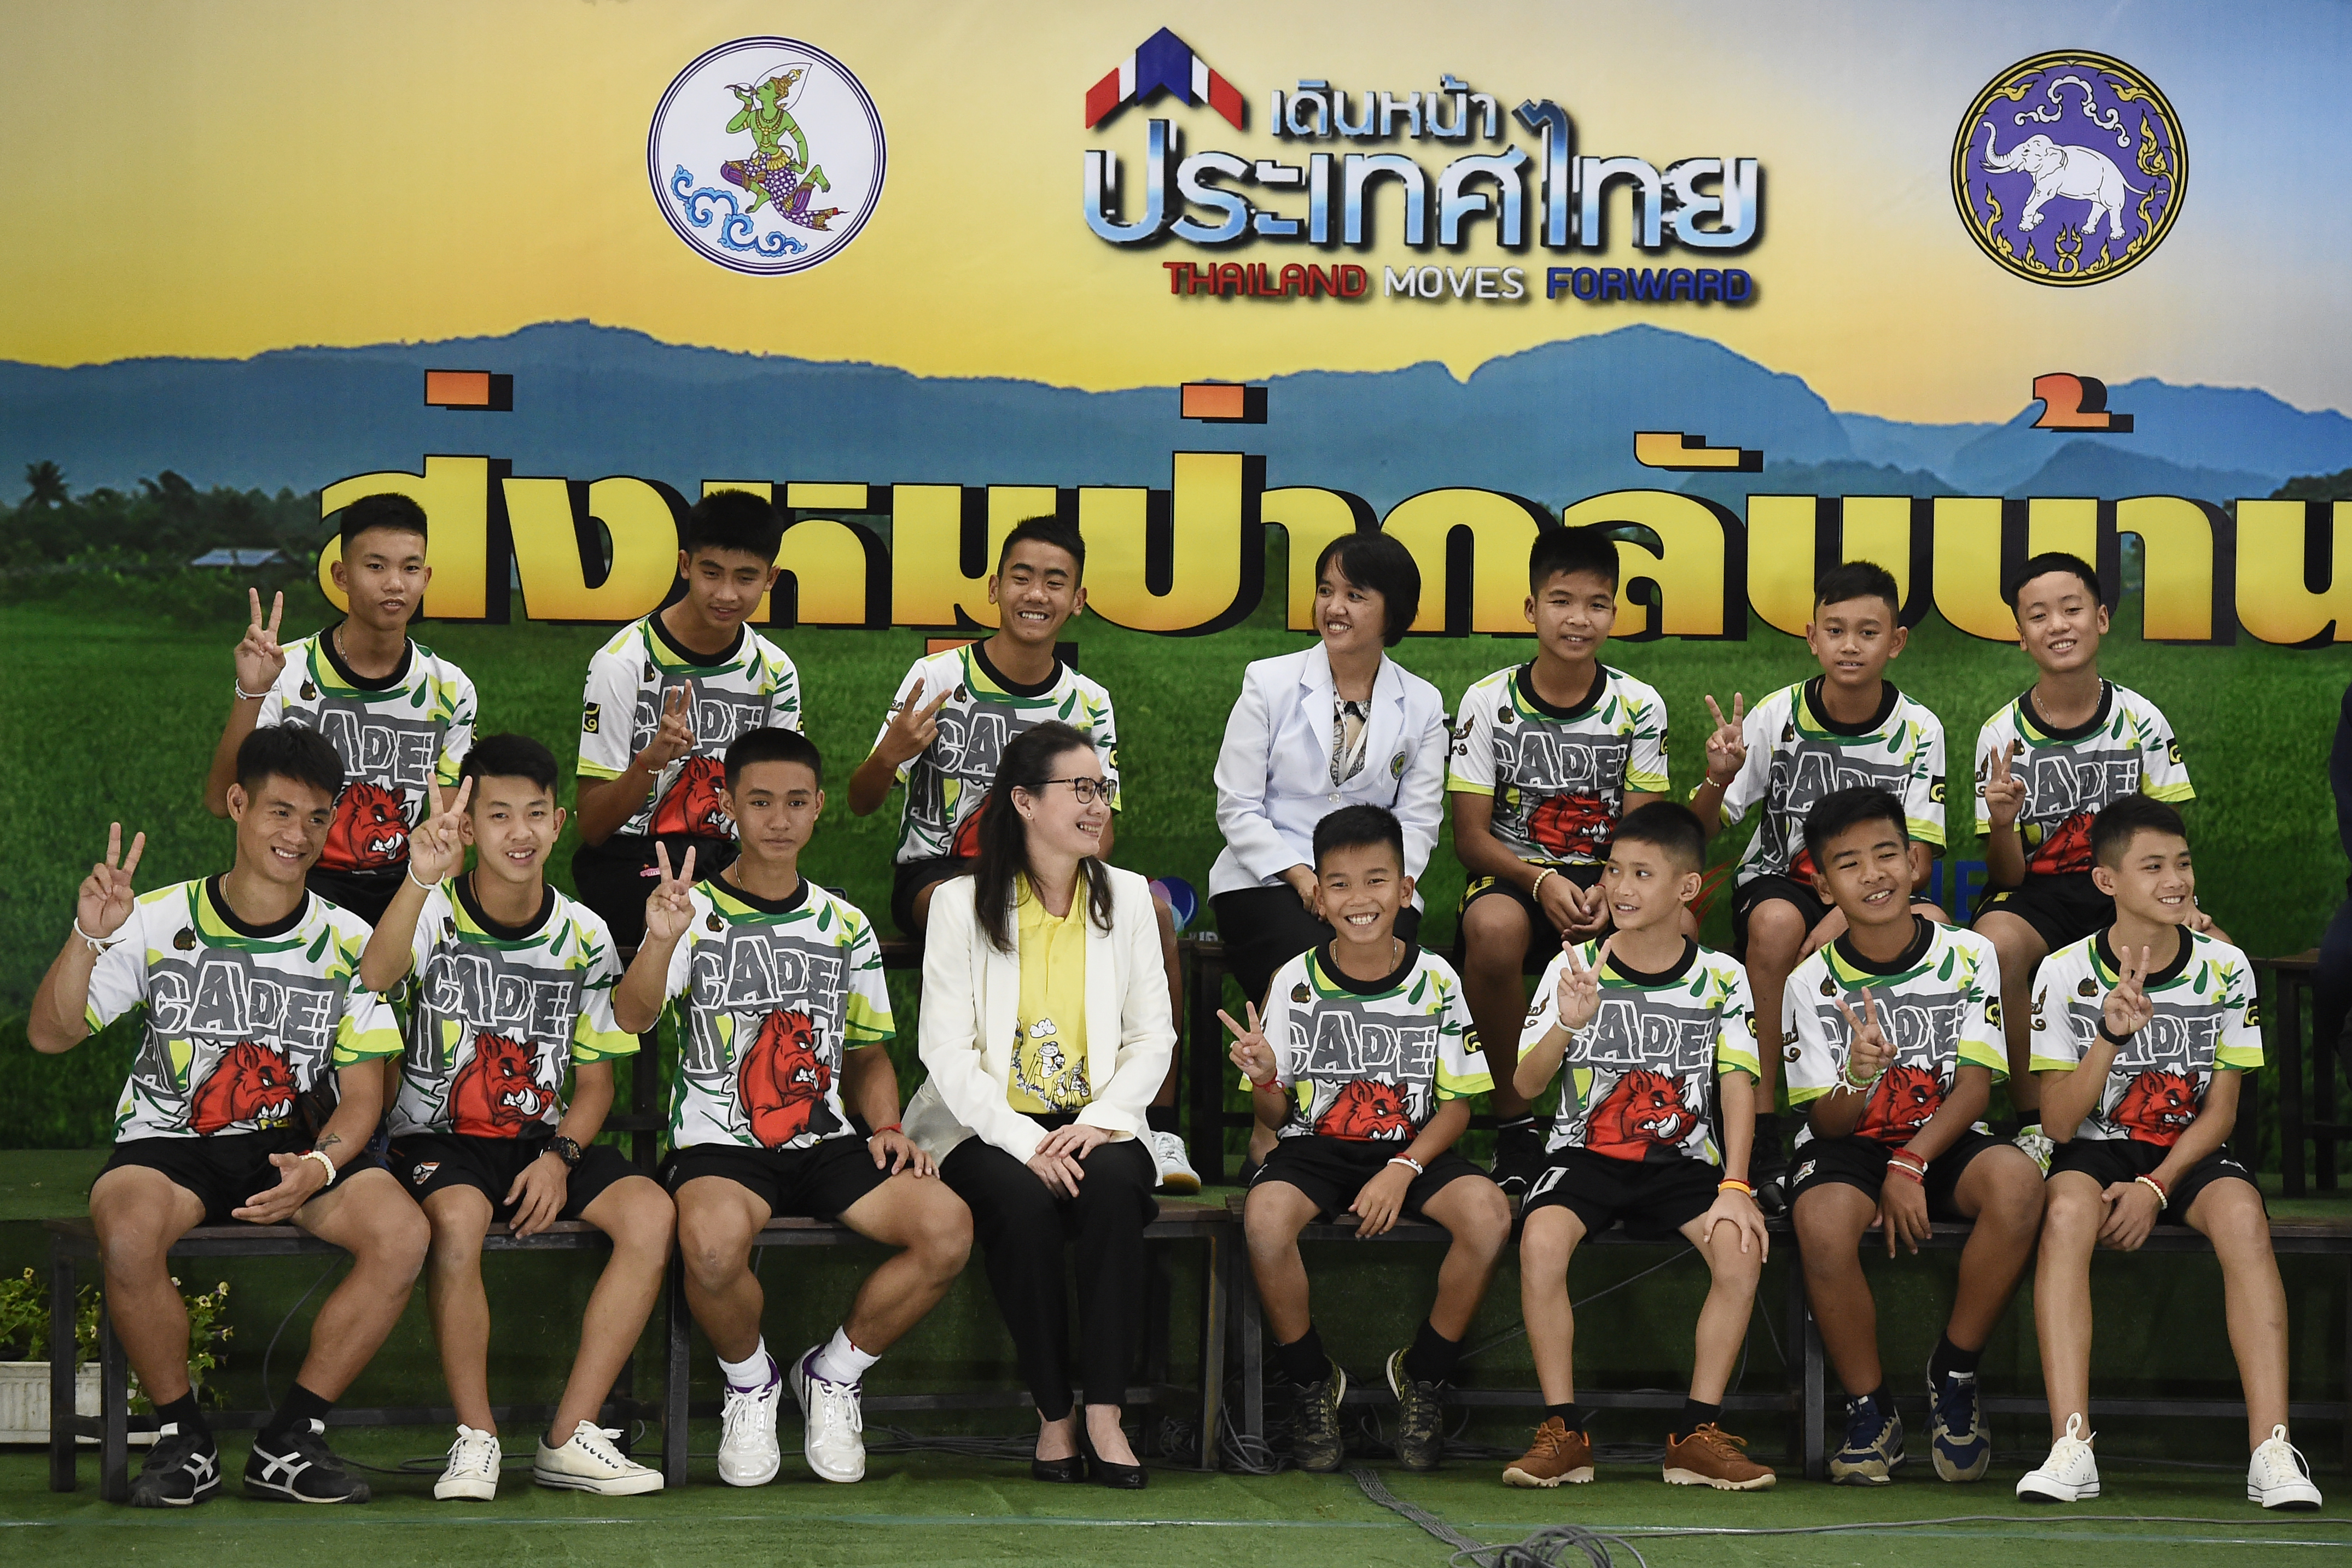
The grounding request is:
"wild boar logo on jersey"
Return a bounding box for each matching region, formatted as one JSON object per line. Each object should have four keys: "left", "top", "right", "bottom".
{"left": 190, "top": 1042, "right": 297, "bottom": 1135}
{"left": 1315, "top": 1077, "right": 1414, "bottom": 1140}
{"left": 2032, "top": 809, "right": 2097, "bottom": 876}
{"left": 950, "top": 796, "right": 991, "bottom": 860}
{"left": 451, "top": 1034, "right": 548, "bottom": 1138}
{"left": 1585, "top": 1069, "right": 1697, "bottom": 1161}
{"left": 1855, "top": 1064, "right": 1942, "bottom": 1141}
{"left": 1527, "top": 793, "right": 1614, "bottom": 861}
{"left": 2115, "top": 1069, "right": 2198, "bottom": 1145}
{"left": 325, "top": 782, "right": 410, "bottom": 871}
{"left": 742, "top": 1009, "right": 838, "bottom": 1148}
{"left": 654, "top": 756, "right": 732, "bottom": 838}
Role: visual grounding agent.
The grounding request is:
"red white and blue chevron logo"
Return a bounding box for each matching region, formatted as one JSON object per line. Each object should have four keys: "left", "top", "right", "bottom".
{"left": 1084, "top": 28, "right": 1243, "bottom": 130}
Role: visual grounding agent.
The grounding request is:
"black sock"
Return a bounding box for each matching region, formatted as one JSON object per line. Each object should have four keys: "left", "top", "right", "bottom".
{"left": 154, "top": 1389, "right": 208, "bottom": 1440}
{"left": 1495, "top": 1115, "right": 1536, "bottom": 1134}
{"left": 1546, "top": 1402, "right": 1585, "bottom": 1432}
{"left": 1146, "top": 1105, "right": 1181, "bottom": 1134}
{"left": 1672, "top": 1398, "right": 1722, "bottom": 1441}
{"left": 1402, "top": 1318, "right": 1462, "bottom": 1386}
{"left": 260, "top": 1382, "right": 332, "bottom": 1443}
{"left": 1276, "top": 1326, "right": 1331, "bottom": 1387}
{"left": 1930, "top": 1334, "right": 1983, "bottom": 1384}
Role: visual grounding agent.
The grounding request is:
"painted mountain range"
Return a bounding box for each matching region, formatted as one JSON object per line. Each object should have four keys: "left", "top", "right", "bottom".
{"left": 3, "top": 322, "right": 2347, "bottom": 510}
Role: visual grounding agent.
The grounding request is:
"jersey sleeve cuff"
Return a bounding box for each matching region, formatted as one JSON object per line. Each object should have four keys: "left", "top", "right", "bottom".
{"left": 1435, "top": 1070, "right": 1494, "bottom": 1100}
{"left": 1627, "top": 771, "right": 1672, "bottom": 793}
{"left": 1907, "top": 819, "right": 1947, "bottom": 848}
{"left": 1445, "top": 778, "right": 1495, "bottom": 796}
{"left": 575, "top": 760, "right": 626, "bottom": 782}
{"left": 331, "top": 1030, "right": 403, "bottom": 1066}
{"left": 1785, "top": 1083, "right": 1831, "bottom": 1106}
{"left": 1716, "top": 1048, "right": 1762, "bottom": 1081}
{"left": 1959, "top": 1042, "right": 2009, "bottom": 1082}
{"left": 572, "top": 1030, "right": 641, "bottom": 1063}
{"left": 2026, "top": 1052, "right": 2082, "bottom": 1075}
{"left": 2145, "top": 783, "right": 2196, "bottom": 803}
{"left": 2216, "top": 1045, "right": 2264, "bottom": 1070}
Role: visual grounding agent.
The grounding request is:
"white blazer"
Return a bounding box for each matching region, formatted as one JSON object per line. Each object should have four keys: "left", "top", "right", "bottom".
{"left": 1209, "top": 644, "right": 1449, "bottom": 901}
{"left": 903, "top": 866, "right": 1175, "bottom": 1164}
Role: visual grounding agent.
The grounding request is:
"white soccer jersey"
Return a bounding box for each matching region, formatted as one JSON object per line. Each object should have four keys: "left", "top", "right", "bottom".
{"left": 659, "top": 879, "right": 893, "bottom": 1151}
{"left": 1521, "top": 940, "right": 1759, "bottom": 1165}
{"left": 1253, "top": 946, "right": 1491, "bottom": 1144}
{"left": 1783, "top": 920, "right": 2006, "bottom": 1149}
{"left": 1974, "top": 683, "right": 2194, "bottom": 877}
{"left": 576, "top": 615, "right": 802, "bottom": 842}
{"left": 385, "top": 880, "right": 634, "bottom": 1139}
{"left": 877, "top": 642, "right": 1120, "bottom": 864}
{"left": 2028, "top": 930, "right": 2262, "bottom": 1145}
{"left": 1717, "top": 678, "right": 1945, "bottom": 884}
{"left": 257, "top": 633, "right": 476, "bottom": 877}
{"left": 1448, "top": 663, "right": 1671, "bottom": 866}
{"left": 86, "top": 879, "right": 399, "bottom": 1141}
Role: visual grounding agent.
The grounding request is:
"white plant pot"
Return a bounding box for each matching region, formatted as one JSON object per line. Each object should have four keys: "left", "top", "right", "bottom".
{"left": 0, "top": 1361, "right": 160, "bottom": 1445}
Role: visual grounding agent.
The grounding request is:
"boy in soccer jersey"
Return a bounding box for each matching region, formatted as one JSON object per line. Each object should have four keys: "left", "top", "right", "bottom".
{"left": 615, "top": 727, "right": 972, "bottom": 1488}
{"left": 205, "top": 493, "right": 478, "bottom": 924}
{"left": 1693, "top": 561, "right": 1949, "bottom": 1203}
{"left": 574, "top": 489, "right": 801, "bottom": 953}
{"left": 1783, "top": 788, "right": 2043, "bottom": 1487}
{"left": 1225, "top": 806, "right": 1510, "bottom": 1473}
{"left": 364, "top": 735, "right": 676, "bottom": 1500}
{"left": 1450, "top": 527, "right": 1670, "bottom": 1198}
{"left": 30, "top": 726, "right": 429, "bottom": 1507}
{"left": 847, "top": 516, "right": 1194, "bottom": 1188}
{"left": 2017, "top": 795, "right": 2320, "bottom": 1510}
{"left": 1971, "top": 553, "right": 2199, "bottom": 1169}
{"left": 1506, "top": 802, "right": 1773, "bottom": 1491}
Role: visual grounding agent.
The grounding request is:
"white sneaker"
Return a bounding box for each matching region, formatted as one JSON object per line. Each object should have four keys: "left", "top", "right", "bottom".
{"left": 533, "top": 1420, "right": 663, "bottom": 1496}
{"left": 2249, "top": 1425, "right": 2323, "bottom": 1510}
{"left": 2017, "top": 1412, "right": 2100, "bottom": 1502}
{"left": 717, "top": 1360, "right": 785, "bottom": 1487}
{"left": 791, "top": 1344, "right": 868, "bottom": 1483}
{"left": 1150, "top": 1129, "right": 1202, "bottom": 1194}
{"left": 433, "top": 1425, "right": 500, "bottom": 1501}
{"left": 2013, "top": 1125, "right": 2054, "bottom": 1176}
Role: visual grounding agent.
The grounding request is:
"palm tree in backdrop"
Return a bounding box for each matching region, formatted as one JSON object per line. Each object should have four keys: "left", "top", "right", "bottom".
{"left": 21, "top": 461, "right": 67, "bottom": 508}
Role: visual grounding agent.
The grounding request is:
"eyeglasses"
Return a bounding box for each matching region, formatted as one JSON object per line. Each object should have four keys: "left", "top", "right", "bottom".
{"left": 1032, "top": 776, "right": 1117, "bottom": 806}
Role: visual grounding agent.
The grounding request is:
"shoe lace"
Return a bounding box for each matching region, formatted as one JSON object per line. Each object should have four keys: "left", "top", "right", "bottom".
{"left": 1689, "top": 1424, "right": 1748, "bottom": 1458}
{"left": 2257, "top": 1429, "right": 2311, "bottom": 1483}
{"left": 721, "top": 1385, "right": 771, "bottom": 1448}
{"left": 570, "top": 1425, "right": 630, "bottom": 1466}
{"left": 1932, "top": 1372, "right": 1978, "bottom": 1429}
{"left": 448, "top": 1431, "right": 498, "bottom": 1477}
{"left": 813, "top": 1375, "right": 864, "bottom": 1440}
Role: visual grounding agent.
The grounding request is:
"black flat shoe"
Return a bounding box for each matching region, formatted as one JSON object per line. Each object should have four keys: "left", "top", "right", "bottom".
{"left": 1078, "top": 1427, "right": 1148, "bottom": 1490}
{"left": 1030, "top": 1454, "right": 1086, "bottom": 1483}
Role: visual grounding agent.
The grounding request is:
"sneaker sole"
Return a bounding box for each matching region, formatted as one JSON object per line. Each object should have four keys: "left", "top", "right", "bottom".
{"left": 433, "top": 1479, "right": 498, "bottom": 1501}
{"left": 805, "top": 1455, "right": 868, "bottom": 1484}
{"left": 243, "top": 1478, "right": 370, "bottom": 1504}
{"left": 2018, "top": 1479, "right": 2098, "bottom": 1503}
{"left": 129, "top": 1479, "right": 220, "bottom": 1508}
{"left": 2251, "top": 1488, "right": 2323, "bottom": 1510}
{"left": 1663, "top": 1467, "right": 1776, "bottom": 1491}
{"left": 718, "top": 1454, "right": 782, "bottom": 1487}
{"left": 534, "top": 1467, "right": 663, "bottom": 1495}
{"left": 1157, "top": 1173, "right": 1203, "bottom": 1194}
{"left": 1932, "top": 1449, "right": 1991, "bottom": 1483}
{"left": 1502, "top": 1465, "right": 1592, "bottom": 1488}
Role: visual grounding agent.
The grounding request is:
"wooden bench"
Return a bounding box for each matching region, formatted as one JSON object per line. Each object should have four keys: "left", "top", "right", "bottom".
{"left": 2253, "top": 951, "right": 2346, "bottom": 1198}
{"left": 44, "top": 1215, "right": 655, "bottom": 1501}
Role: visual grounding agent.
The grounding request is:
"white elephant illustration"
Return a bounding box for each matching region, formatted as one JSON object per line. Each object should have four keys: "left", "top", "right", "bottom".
{"left": 1977, "top": 123, "right": 2149, "bottom": 241}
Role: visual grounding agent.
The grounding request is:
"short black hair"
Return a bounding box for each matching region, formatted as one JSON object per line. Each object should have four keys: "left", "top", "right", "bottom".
{"left": 1815, "top": 559, "right": 1901, "bottom": 617}
{"left": 1313, "top": 803, "right": 1405, "bottom": 869}
{"left": 1314, "top": 532, "right": 1422, "bottom": 646}
{"left": 2005, "top": 551, "right": 2101, "bottom": 610}
{"left": 724, "top": 726, "right": 823, "bottom": 792}
{"left": 998, "top": 516, "right": 1086, "bottom": 577}
{"left": 340, "top": 492, "right": 427, "bottom": 550}
{"left": 1611, "top": 800, "right": 1705, "bottom": 873}
{"left": 1529, "top": 526, "right": 1619, "bottom": 593}
{"left": 681, "top": 489, "right": 784, "bottom": 562}
{"left": 2092, "top": 793, "right": 2187, "bottom": 868}
{"left": 1804, "top": 786, "right": 1909, "bottom": 860}
{"left": 236, "top": 723, "right": 344, "bottom": 801}
{"left": 458, "top": 733, "right": 558, "bottom": 798}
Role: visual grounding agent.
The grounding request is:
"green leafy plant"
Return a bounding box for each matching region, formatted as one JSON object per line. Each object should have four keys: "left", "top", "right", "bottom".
{"left": 0, "top": 1269, "right": 231, "bottom": 1407}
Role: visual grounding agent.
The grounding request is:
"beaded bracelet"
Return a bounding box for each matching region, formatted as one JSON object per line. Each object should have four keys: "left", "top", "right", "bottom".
{"left": 2135, "top": 1173, "right": 2169, "bottom": 1210}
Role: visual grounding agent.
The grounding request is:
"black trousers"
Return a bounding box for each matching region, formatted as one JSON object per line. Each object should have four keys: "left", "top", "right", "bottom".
{"left": 939, "top": 1128, "right": 1157, "bottom": 1419}
{"left": 1210, "top": 885, "right": 1423, "bottom": 1006}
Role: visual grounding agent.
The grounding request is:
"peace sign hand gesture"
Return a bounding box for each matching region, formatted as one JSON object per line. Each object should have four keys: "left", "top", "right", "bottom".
{"left": 79, "top": 823, "right": 147, "bottom": 943}
{"left": 877, "top": 678, "right": 954, "bottom": 769}
{"left": 1554, "top": 937, "right": 1610, "bottom": 1034}
{"left": 638, "top": 686, "right": 697, "bottom": 771}
{"left": 1834, "top": 987, "right": 1895, "bottom": 1085}
{"left": 1984, "top": 738, "right": 2025, "bottom": 830}
{"left": 2102, "top": 945, "right": 2155, "bottom": 1041}
{"left": 405, "top": 777, "right": 473, "bottom": 885}
{"left": 1221, "top": 1001, "right": 1278, "bottom": 1087}
{"left": 643, "top": 842, "right": 699, "bottom": 946}
{"left": 1702, "top": 693, "right": 1747, "bottom": 785}
{"left": 235, "top": 588, "right": 286, "bottom": 697}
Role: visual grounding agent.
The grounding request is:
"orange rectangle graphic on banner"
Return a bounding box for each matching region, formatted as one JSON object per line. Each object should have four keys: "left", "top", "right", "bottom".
{"left": 424, "top": 370, "right": 494, "bottom": 407}
{"left": 1180, "top": 383, "right": 1247, "bottom": 421}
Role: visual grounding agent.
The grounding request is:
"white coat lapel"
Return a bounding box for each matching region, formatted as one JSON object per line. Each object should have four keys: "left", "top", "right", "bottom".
{"left": 983, "top": 904, "right": 1021, "bottom": 1085}
{"left": 1355, "top": 656, "right": 1406, "bottom": 801}
{"left": 1081, "top": 889, "right": 1120, "bottom": 1099}
{"left": 1300, "top": 645, "right": 1338, "bottom": 781}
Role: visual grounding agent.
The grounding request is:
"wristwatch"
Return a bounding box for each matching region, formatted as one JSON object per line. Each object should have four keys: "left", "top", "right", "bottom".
{"left": 548, "top": 1135, "right": 584, "bottom": 1169}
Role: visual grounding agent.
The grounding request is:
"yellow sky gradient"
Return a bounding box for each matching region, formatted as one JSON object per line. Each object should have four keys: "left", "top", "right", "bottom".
{"left": 1, "top": 0, "right": 2337, "bottom": 422}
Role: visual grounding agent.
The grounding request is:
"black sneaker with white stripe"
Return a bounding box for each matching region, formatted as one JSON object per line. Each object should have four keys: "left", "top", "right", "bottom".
{"left": 244, "top": 1418, "right": 370, "bottom": 1503}
{"left": 129, "top": 1422, "right": 222, "bottom": 1507}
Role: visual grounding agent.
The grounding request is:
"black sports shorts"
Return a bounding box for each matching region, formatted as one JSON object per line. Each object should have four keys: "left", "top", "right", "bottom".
{"left": 98, "top": 1130, "right": 385, "bottom": 1227}
{"left": 661, "top": 1135, "right": 891, "bottom": 1220}
{"left": 1787, "top": 1129, "right": 2002, "bottom": 1222}
{"left": 2047, "top": 1137, "right": 2256, "bottom": 1226}
{"left": 1521, "top": 1145, "right": 1723, "bottom": 1241}
{"left": 1249, "top": 1133, "right": 1488, "bottom": 1223}
{"left": 388, "top": 1130, "right": 640, "bottom": 1221}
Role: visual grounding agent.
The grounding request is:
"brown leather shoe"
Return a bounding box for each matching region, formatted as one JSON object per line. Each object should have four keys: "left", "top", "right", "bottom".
{"left": 1502, "top": 1418, "right": 1594, "bottom": 1488}
{"left": 1662, "top": 1423, "right": 1777, "bottom": 1490}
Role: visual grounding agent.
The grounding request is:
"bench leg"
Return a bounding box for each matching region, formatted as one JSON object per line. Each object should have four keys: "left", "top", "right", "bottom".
{"left": 2342, "top": 1254, "right": 2351, "bottom": 1479}
{"left": 1238, "top": 1256, "right": 1263, "bottom": 1448}
{"left": 49, "top": 1241, "right": 76, "bottom": 1492}
{"left": 98, "top": 1299, "right": 129, "bottom": 1503}
{"left": 1780, "top": 1252, "right": 1805, "bottom": 1473}
{"left": 1197, "top": 1231, "right": 1227, "bottom": 1471}
{"left": 1802, "top": 1304, "right": 1826, "bottom": 1483}
{"left": 663, "top": 1248, "right": 691, "bottom": 1487}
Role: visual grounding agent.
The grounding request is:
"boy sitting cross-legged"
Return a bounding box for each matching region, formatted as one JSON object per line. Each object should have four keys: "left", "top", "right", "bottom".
{"left": 2017, "top": 794, "right": 2320, "bottom": 1511}
{"left": 1507, "top": 802, "right": 1774, "bottom": 1491}
{"left": 1225, "top": 805, "right": 1510, "bottom": 1473}
{"left": 614, "top": 726, "right": 972, "bottom": 1488}
{"left": 364, "top": 734, "right": 677, "bottom": 1499}
{"left": 1784, "top": 787, "right": 2044, "bottom": 1486}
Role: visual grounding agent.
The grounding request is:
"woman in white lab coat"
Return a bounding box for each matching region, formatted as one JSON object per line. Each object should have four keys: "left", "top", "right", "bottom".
{"left": 1209, "top": 531, "right": 1449, "bottom": 1008}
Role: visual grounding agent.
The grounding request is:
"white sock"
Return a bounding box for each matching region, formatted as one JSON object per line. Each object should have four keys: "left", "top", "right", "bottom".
{"left": 808, "top": 1327, "right": 878, "bottom": 1386}
{"left": 719, "top": 1338, "right": 775, "bottom": 1391}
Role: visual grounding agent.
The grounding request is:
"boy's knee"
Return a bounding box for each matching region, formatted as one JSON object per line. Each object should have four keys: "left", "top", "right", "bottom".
{"left": 914, "top": 1192, "right": 975, "bottom": 1265}
{"left": 1449, "top": 1181, "right": 1514, "bottom": 1251}
{"left": 1744, "top": 901, "right": 1807, "bottom": 961}
{"left": 677, "top": 1215, "right": 750, "bottom": 1289}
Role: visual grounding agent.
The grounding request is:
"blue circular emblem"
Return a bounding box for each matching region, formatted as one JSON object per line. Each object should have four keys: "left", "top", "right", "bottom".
{"left": 1952, "top": 50, "right": 2185, "bottom": 286}
{"left": 648, "top": 37, "right": 886, "bottom": 276}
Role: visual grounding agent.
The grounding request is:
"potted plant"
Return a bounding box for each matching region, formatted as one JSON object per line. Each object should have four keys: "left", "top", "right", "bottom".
{"left": 0, "top": 1269, "right": 231, "bottom": 1445}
